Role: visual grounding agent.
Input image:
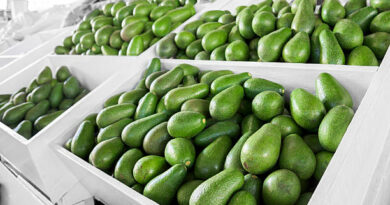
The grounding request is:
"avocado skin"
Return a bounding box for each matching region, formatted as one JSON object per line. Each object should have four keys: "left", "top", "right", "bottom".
{"left": 189, "top": 169, "right": 244, "bottom": 205}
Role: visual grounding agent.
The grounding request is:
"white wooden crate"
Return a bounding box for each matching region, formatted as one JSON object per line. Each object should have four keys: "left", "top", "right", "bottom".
{"left": 310, "top": 48, "right": 390, "bottom": 205}
{"left": 0, "top": 56, "right": 18, "bottom": 68}
{"left": 0, "top": 55, "right": 140, "bottom": 203}
{"left": 0, "top": 161, "right": 52, "bottom": 205}
{"left": 0, "top": 26, "right": 75, "bottom": 83}
{"left": 48, "top": 56, "right": 376, "bottom": 205}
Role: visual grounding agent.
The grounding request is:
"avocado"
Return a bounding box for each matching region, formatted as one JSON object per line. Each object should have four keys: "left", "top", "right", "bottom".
{"left": 242, "top": 174, "right": 262, "bottom": 203}
{"left": 103, "top": 92, "right": 123, "bottom": 108}
{"left": 345, "top": 0, "right": 366, "bottom": 15}
{"left": 165, "top": 4, "right": 195, "bottom": 22}
{"left": 34, "top": 110, "right": 64, "bottom": 131}
{"left": 134, "top": 92, "right": 158, "bottom": 120}
{"left": 321, "top": 0, "right": 346, "bottom": 26}
{"left": 291, "top": 0, "right": 315, "bottom": 34}
{"left": 63, "top": 76, "right": 81, "bottom": 99}
{"left": 150, "top": 66, "right": 184, "bottom": 97}
{"left": 133, "top": 155, "right": 168, "bottom": 184}
{"left": 111, "top": 1, "right": 126, "bottom": 17}
{"left": 194, "top": 120, "right": 240, "bottom": 147}
{"left": 303, "top": 134, "right": 323, "bottom": 153}
{"left": 252, "top": 91, "right": 284, "bottom": 121}
{"left": 49, "top": 83, "right": 63, "bottom": 108}
{"left": 195, "top": 136, "right": 232, "bottom": 179}
{"left": 14, "top": 120, "right": 33, "bottom": 139}
{"left": 279, "top": 134, "right": 316, "bottom": 179}
{"left": 165, "top": 138, "right": 196, "bottom": 167}
{"left": 37, "top": 67, "right": 53, "bottom": 85}
{"left": 314, "top": 151, "right": 333, "bottom": 180}
{"left": 126, "top": 35, "right": 144, "bottom": 56}
{"left": 175, "top": 31, "right": 196, "bottom": 50}
{"left": 210, "top": 85, "right": 244, "bottom": 121}
{"left": 103, "top": 3, "right": 114, "bottom": 16}
{"left": 83, "top": 113, "right": 97, "bottom": 126}
{"left": 318, "top": 105, "right": 354, "bottom": 152}
{"left": 202, "top": 29, "right": 228, "bottom": 53}
{"left": 224, "top": 132, "right": 252, "bottom": 173}
{"left": 333, "top": 19, "right": 363, "bottom": 50}
{"left": 243, "top": 78, "right": 285, "bottom": 98}
{"left": 348, "top": 46, "right": 379, "bottom": 66}
{"left": 118, "top": 89, "right": 147, "bottom": 105}
{"left": 364, "top": 32, "right": 390, "bottom": 59}
{"left": 121, "top": 21, "right": 144, "bottom": 42}
{"left": 278, "top": 6, "right": 291, "bottom": 18}
{"left": 371, "top": 0, "right": 390, "bottom": 11}
{"left": 31, "top": 84, "right": 51, "bottom": 104}
{"left": 218, "top": 14, "right": 235, "bottom": 24}
{"left": 2, "top": 102, "right": 34, "bottom": 125}
{"left": 241, "top": 114, "right": 263, "bottom": 135}
{"left": 25, "top": 100, "right": 50, "bottom": 123}
{"left": 282, "top": 32, "right": 310, "bottom": 63}
{"left": 177, "top": 180, "right": 203, "bottom": 205}
{"left": 210, "top": 72, "right": 251, "bottom": 95}
{"left": 225, "top": 40, "right": 250, "bottom": 61}
{"left": 296, "top": 192, "right": 313, "bottom": 205}
{"left": 189, "top": 169, "right": 244, "bottom": 205}
{"left": 144, "top": 164, "right": 187, "bottom": 205}
{"left": 114, "top": 148, "right": 144, "bottom": 187}
{"left": 96, "top": 103, "right": 135, "bottom": 128}
{"left": 12, "top": 92, "right": 26, "bottom": 105}
{"left": 89, "top": 137, "right": 124, "bottom": 172}
{"left": 184, "top": 20, "right": 204, "bottom": 34}
{"left": 200, "top": 70, "right": 234, "bottom": 86}
{"left": 370, "top": 11, "right": 390, "bottom": 33}
{"left": 291, "top": 0, "right": 316, "bottom": 13}
{"left": 122, "top": 112, "right": 170, "bottom": 147}
{"left": 142, "top": 121, "right": 171, "bottom": 155}
{"left": 252, "top": 11, "right": 276, "bottom": 37}
{"left": 290, "top": 88, "right": 326, "bottom": 131}
{"left": 258, "top": 27, "right": 292, "bottom": 62}
{"left": 182, "top": 75, "right": 198, "bottom": 87}
{"left": 180, "top": 99, "right": 209, "bottom": 117}
{"left": 91, "top": 18, "right": 113, "bottom": 33}
{"left": 310, "top": 23, "right": 330, "bottom": 63}
{"left": 150, "top": 5, "right": 174, "bottom": 20}
{"left": 59, "top": 99, "right": 74, "bottom": 110}
{"left": 26, "top": 80, "right": 38, "bottom": 94}
{"left": 165, "top": 83, "right": 209, "bottom": 111}
{"left": 228, "top": 190, "right": 256, "bottom": 205}
{"left": 263, "top": 169, "right": 301, "bottom": 205}
{"left": 319, "top": 29, "right": 345, "bottom": 65}
{"left": 348, "top": 6, "right": 378, "bottom": 33}
{"left": 276, "top": 13, "right": 294, "bottom": 29}
{"left": 97, "top": 118, "right": 132, "bottom": 143}
{"left": 80, "top": 33, "right": 95, "bottom": 50}
{"left": 271, "top": 115, "right": 302, "bottom": 138}
{"left": 201, "top": 10, "right": 228, "bottom": 22}
{"left": 228, "top": 26, "right": 245, "bottom": 43}
{"left": 197, "top": 22, "right": 223, "bottom": 39}
{"left": 71, "top": 121, "right": 95, "bottom": 159}
{"left": 241, "top": 123, "right": 281, "bottom": 174}
{"left": 316, "top": 72, "right": 353, "bottom": 110}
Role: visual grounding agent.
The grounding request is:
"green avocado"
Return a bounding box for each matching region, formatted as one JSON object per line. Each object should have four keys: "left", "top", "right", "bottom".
{"left": 241, "top": 123, "right": 281, "bottom": 174}
{"left": 318, "top": 105, "right": 354, "bottom": 152}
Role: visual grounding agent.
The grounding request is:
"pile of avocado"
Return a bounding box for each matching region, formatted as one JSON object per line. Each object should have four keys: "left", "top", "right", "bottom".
{"left": 157, "top": 0, "right": 390, "bottom": 66}
{"left": 55, "top": 0, "right": 197, "bottom": 56}
{"left": 65, "top": 58, "right": 355, "bottom": 205}
{"left": 0, "top": 67, "right": 88, "bottom": 139}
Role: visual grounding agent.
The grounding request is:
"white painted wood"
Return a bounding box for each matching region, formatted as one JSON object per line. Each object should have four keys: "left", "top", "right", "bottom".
{"left": 0, "top": 26, "right": 75, "bottom": 83}
{"left": 0, "top": 162, "right": 52, "bottom": 205}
